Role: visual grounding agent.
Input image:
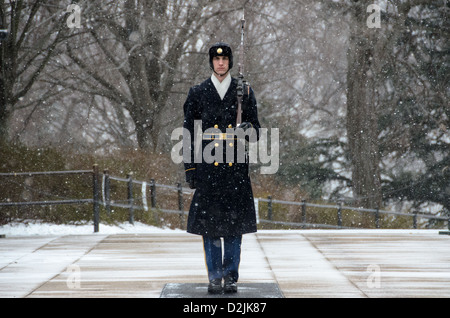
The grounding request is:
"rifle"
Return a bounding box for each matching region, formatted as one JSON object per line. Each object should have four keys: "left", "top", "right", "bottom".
{"left": 236, "top": 12, "right": 246, "bottom": 127}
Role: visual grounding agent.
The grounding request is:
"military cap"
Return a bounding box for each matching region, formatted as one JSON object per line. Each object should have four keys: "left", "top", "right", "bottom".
{"left": 209, "top": 42, "right": 233, "bottom": 70}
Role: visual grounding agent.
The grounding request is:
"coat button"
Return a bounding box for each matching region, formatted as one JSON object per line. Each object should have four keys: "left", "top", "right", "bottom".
{"left": 214, "top": 124, "right": 219, "bottom": 129}
{"left": 229, "top": 142, "right": 233, "bottom": 147}
{"left": 228, "top": 124, "right": 233, "bottom": 128}
{"left": 214, "top": 162, "right": 219, "bottom": 166}
{"left": 228, "top": 162, "right": 233, "bottom": 167}
{"left": 215, "top": 143, "right": 219, "bottom": 147}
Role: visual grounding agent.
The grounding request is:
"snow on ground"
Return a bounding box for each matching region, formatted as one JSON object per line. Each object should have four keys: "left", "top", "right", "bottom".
{"left": 1, "top": 221, "right": 445, "bottom": 237}
{"left": 0, "top": 221, "right": 182, "bottom": 236}
{"left": 0, "top": 220, "right": 446, "bottom": 237}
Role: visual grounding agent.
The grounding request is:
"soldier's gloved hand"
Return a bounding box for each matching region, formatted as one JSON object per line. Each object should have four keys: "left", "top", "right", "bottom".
{"left": 185, "top": 168, "right": 196, "bottom": 189}
{"left": 238, "top": 122, "right": 252, "bottom": 131}
{"left": 189, "top": 177, "right": 196, "bottom": 189}
{"left": 237, "top": 122, "right": 255, "bottom": 142}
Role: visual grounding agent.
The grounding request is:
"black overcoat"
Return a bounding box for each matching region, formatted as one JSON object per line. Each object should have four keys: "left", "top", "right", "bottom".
{"left": 183, "top": 76, "right": 261, "bottom": 237}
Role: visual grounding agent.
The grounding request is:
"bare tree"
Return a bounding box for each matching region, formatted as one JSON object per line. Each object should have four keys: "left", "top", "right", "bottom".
{"left": 43, "top": 0, "right": 247, "bottom": 151}
{"left": 0, "top": 0, "right": 74, "bottom": 143}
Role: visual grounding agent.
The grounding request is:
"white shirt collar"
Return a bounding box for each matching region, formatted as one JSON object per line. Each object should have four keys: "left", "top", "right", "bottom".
{"left": 211, "top": 73, "right": 231, "bottom": 100}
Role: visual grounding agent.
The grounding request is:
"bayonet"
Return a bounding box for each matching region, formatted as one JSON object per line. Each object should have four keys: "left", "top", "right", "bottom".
{"left": 236, "top": 12, "right": 245, "bottom": 127}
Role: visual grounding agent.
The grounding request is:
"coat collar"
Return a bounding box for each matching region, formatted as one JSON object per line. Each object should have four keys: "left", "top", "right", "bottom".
{"left": 211, "top": 73, "right": 231, "bottom": 100}
{"left": 206, "top": 77, "right": 237, "bottom": 104}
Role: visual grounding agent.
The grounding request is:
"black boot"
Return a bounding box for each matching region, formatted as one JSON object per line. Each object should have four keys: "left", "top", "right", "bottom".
{"left": 223, "top": 275, "right": 237, "bottom": 293}
{"left": 207, "top": 278, "right": 222, "bottom": 294}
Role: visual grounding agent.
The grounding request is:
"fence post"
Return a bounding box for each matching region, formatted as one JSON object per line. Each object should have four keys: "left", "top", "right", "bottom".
{"left": 177, "top": 183, "right": 184, "bottom": 228}
{"left": 92, "top": 164, "right": 100, "bottom": 233}
{"left": 103, "top": 169, "right": 111, "bottom": 215}
{"left": 267, "top": 196, "right": 273, "bottom": 221}
{"left": 301, "top": 200, "right": 307, "bottom": 228}
{"left": 150, "top": 179, "right": 156, "bottom": 208}
{"left": 439, "top": 215, "right": 450, "bottom": 235}
{"left": 375, "top": 207, "right": 380, "bottom": 229}
{"left": 149, "top": 179, "right": 159, "bottom": 225}
{"left": 413, "top": 211, "right": 417, "bottom": 229}
{"left": 337, "top": 202, "right": 343, "bottom": 228}
{"left": 127, "top": 173, "right": 134, "bottom": 225}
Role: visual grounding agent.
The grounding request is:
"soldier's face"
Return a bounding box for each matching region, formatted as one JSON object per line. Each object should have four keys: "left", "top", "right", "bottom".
{"left": 213, "top": 56, "right": 229, "bottom": 76}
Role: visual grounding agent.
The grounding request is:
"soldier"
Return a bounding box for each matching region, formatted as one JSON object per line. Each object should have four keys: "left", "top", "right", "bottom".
{"left": 183, "top": 42, "right": 261, "bottom": 294}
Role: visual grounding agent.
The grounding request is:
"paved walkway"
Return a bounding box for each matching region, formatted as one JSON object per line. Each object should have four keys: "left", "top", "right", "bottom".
{"left": 0, "top": 230, "right": 449, "bottom": 298}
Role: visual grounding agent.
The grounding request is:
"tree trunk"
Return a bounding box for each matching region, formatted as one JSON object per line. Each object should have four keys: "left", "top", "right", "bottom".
{"left": 0, "top": 1, "right": 67, "bottom": 144}
{"left": 346, "top": 1, "right": 382, "bottom": 212}
{"left": 0, "top": 75, "right": 7, "bottom": 142}
{"left": 0, "top": 109, "right": 8, "bottom": 143}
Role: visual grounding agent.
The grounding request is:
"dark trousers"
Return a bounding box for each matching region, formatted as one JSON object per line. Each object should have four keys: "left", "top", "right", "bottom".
{"left": 202, "top": 236, "right": 242, "bottom": 282}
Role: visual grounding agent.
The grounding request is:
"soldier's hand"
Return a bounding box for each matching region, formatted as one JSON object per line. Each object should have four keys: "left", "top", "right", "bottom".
{"left": 189, "top": 178, "right": 196, "bottom": 189}
{"left": 185, "top": 168, "right": 196, "bottom": 189}
{"left": 238, "top": 122, "right": 252, "bottom": 131}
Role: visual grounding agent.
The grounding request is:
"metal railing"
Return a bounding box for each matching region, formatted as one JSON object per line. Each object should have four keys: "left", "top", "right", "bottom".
{"left": 0, "top": 165, "right": 192, "bottom": 232}
{"left": 1, "top": 166, "right": 448, "bottom": 233}
{"left": 0, "top": 166, "right": 100, "bottom": 231}
{"left": 258, "top": 196, "right": 449, "bottom": 231}
{"left": 101, "top": 169, "right": 191, "bottom": 228}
